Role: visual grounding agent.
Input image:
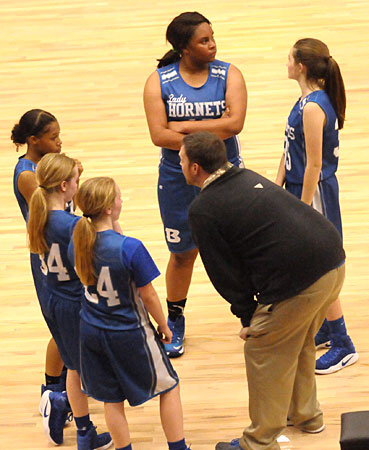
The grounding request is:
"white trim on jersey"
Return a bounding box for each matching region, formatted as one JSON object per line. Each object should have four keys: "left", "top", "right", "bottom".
{"left": 131, "top": 281, "right": 176, "bottom": 395}
{"left": 312, "top": 186, "right": 323, "bottom": 214}
{"left": 142, "top": 322, "right": 177, "bottom": 395}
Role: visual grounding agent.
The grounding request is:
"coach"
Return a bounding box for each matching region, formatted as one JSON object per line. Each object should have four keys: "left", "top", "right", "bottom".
{"left": 181, "top": 131, "right": 346, "bottom": 450}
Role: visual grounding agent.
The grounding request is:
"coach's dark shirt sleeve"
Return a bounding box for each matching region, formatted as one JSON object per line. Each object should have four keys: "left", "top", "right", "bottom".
{"left": 189, "top": 209, "right": 257, "bottom": 326}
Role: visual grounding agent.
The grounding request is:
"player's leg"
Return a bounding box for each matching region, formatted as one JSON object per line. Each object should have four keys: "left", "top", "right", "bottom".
{"left": 165, "top": 248, "right": 198, "bottom": 357}
{"left": 158, "top": 163, "right": 200, "bottom": 358}
{"left": 45, "top": 337, "right": 65, "bottom": 384}
{"left": 160, "top": 384, "right": 189, "bottom": 450}
{"left": 64, "top": 310, "right": 112, "bottom": 450}
{"left": 104, "top": 402, "right": 130, "bottom": 449}
{"left": 315, "top": 297, "right": 358, "bottom": 374}
{"left": 313, "top": 179, "right": 358, "bottom": 373}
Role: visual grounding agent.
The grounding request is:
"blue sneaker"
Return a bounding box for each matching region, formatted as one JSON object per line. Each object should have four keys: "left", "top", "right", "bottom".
{"left": 315, "top": 319, "right": 331, "bottom": 349}
{"left": 39, "top": 383, "right": 66, "bottom": 415}
{"left": 165, "top": 315, "right": 185, "bottom": 358}
{"left": 40, "top": 390, "right": 70, "bottom": 444}
{"left": 315, "top": 335, "right": 359, "bottom": 374}
{"left": 77, "top": 425, "right": 113, "bottom": 450}
{"left": 215, "top": 438, "right": 242, "bottom": 450}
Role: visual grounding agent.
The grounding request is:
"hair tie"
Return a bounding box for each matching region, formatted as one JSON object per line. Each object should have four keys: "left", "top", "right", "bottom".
{"left": 39, "top": 185, "right": 46, "bottom": 189}
{"left": 83, "top": 213, "right": 90, "bottom": 218}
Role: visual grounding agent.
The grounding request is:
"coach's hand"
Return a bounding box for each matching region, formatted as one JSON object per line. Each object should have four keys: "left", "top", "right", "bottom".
{"left": 239, "top": 327, "right": 249, "bottom": 341}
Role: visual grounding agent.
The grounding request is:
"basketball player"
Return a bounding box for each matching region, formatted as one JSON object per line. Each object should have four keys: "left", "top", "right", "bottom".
{"left": 275, "top": 38, "right": 358, "bottom": 374}
{"left": 70, "top": 177, "right": 190, "bottom": 450}
{"left": 144, "top": 11, "right": 247, "bottom": 357}
{"left": 12, "top": 110, "right": 67, "bottom": 398}
{"left": 28, "top": 153, "right": 112, "bottom": 450}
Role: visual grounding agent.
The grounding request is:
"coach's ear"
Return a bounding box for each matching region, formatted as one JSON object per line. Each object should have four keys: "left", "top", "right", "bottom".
{"left": 192, "top": 162, "right": 200, "bottom": 175}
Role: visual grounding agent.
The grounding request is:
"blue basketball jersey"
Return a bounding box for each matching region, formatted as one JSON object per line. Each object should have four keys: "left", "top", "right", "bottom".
{"left": 13, "top": 154, "right": 73, "bottom": 221}
{"left": 69, "top": 230, "right": 160, "bottom": 331}
{"left": 158, "top": 59, "right": 241, "bottom": 167}
{"left": 43, "top": 210, "right": 83, "bottom": 301}
{"left": 284, "top": 90, "right": 339, "bottom": 184}
{"left": 13, "top": 155, "right": 36, "bottom": 221}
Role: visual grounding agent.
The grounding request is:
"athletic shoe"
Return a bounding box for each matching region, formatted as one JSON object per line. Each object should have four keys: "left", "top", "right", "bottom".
{"left": 165, "top": 315, "right": 185, "bottom": 358}
{"left": 303, "top": 424, "right": 326, "bottom": 433}
{"left": 215, "top": 438, "right": 242, "bottom": 450}
{"left": 40, "top": 390, "right": 70, "bottom": 445}
{"left": 39, "top": 383, "right": 64, "bottom": 415}
{"left": 315, "top": 335, "right": 359, "bottom": 374}
{"left": 315, "top": 333, "right": 331, "bottom": 350}
{"left": 77, "top": 425, "right": 113, "bottom": 450}
{"left": 314, "top": 319, "right": 331, "bottom": 349}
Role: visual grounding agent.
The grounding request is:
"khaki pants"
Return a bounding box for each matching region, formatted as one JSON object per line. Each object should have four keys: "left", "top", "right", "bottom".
{"left": 240, "top": 265, "right": 345, "bottom": 450}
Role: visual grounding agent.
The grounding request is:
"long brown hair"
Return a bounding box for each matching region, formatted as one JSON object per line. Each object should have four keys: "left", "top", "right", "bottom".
{"left": 293, "top": 38, "right": 346, "bottom": 129}
{"left": 28, "top": 153, "right": 76, "bottom": 254}
{"left": 73, "top": 177, "right": 116, "bottom": 285}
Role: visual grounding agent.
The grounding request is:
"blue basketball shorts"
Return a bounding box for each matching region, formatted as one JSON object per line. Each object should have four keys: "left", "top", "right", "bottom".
{"left": 30, "top": 252, "right": 46, "bottom": 306}
{"left": 79, "top": 319, "right": 179, "bottom": 405}
{"left": 158, "top": 156, "right": 244, "bottom": 253}
{"left": 285, "top": 175, "right": 342, "bottom": 237}
{"left": 41, "top": 290, "right": 81, "bottom": 371}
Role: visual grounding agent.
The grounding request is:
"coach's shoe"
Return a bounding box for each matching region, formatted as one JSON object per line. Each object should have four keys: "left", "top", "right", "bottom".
{"left": 314, "top": 319, "right": 331, "bottom": 350}
{"left": 165, "top": 315, "right": 185, "bottom": 358}
{"left": 77, "top": 425, "right": 113, "bottom": 450}
{"left": 302, "top": 424, "right": 326, "bottom": 433}
{"left": 40, "top": 390, "right": 70, "bottom": 444}
{"left": 215, "top": 438, "right": 243, "bottom": 450}
{"left": 315, "top": 334, "right": 358, "bottom": 374}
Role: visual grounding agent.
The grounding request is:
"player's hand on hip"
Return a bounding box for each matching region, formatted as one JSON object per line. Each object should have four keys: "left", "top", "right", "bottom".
{"left": 239, "top": 326, "right": 249, "bottom": 341}
{"left": 158, "top": 324, "right": 172, "bottom": 343}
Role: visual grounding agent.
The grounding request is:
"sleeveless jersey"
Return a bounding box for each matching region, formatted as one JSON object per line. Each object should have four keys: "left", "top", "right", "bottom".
{"left": 157, "top": 59, "right": 241, "bottom": 166}
{"left": 69, "top": 230, "right": 160, "bottom": 331}
{"left": 13, "top": 155, "right": 36, "bottom": 221}
{"left": 284, "top": 90, "right": 339, "bottom": 184}
{"left": 43, "top": 210, "right": 83, "bottom": 301}
{"left": 13, "top": 154, "right": 73, "bottom": 221}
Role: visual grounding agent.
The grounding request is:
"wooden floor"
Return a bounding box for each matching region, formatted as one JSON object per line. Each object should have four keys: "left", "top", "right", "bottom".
{"left": 1, "top": 1, "right": 369, "bottom": 449}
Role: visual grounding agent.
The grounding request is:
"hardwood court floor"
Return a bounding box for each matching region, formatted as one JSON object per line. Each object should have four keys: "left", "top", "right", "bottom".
{"left": 0, "top": 1, "right": 368, "bottom": 449}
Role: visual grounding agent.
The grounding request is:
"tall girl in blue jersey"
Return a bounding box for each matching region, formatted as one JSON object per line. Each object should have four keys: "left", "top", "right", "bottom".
{"left": 71, "top": 177, "right": 189, "bottom": 450}
{"left": 144, "top": 11, "right": 247, "bottom": 358}
{"left": 12, "top": 110, "right": 67, "bottom": 395}
{"left": 275, "top": 38, "right": 358, "bottom": 374}
{"left": 28, "top": 154, "right": 112, "bottom": 450}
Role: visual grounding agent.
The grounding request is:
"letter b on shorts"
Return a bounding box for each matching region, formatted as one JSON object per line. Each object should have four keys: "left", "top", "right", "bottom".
{"left": 165, "top": 228, "right": 181, "bottom": 243}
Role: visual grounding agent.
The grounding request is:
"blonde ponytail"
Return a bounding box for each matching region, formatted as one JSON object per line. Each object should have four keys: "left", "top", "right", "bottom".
{"left": 28, "top": 153, "right": 76, "bottom": 255}
{"left": 73, "top": 177, "right": 116, "bottom": 285}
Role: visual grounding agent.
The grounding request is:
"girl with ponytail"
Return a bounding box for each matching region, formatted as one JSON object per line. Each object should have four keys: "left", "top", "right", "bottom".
{"left": 144, "top": 11, "right": 247, "bottom": 358}
{"left": 11, "top": 109, "right": 68, "bottom": 405}
{"left": 70, "top": 177, "right": 190, "bottom": 450}
{"left": 276, "top": 38, "right": 358, "bottom": 374}
{"left": 28, "top": 154, "right": 111, "bottom": 450}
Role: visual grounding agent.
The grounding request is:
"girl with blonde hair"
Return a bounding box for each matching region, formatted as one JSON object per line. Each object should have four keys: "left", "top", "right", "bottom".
{"left": 70, "top": 177, "right": 190, "bottom": 450}
{"left": 28, "top": 153, "right": 112, "bottom": 450}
